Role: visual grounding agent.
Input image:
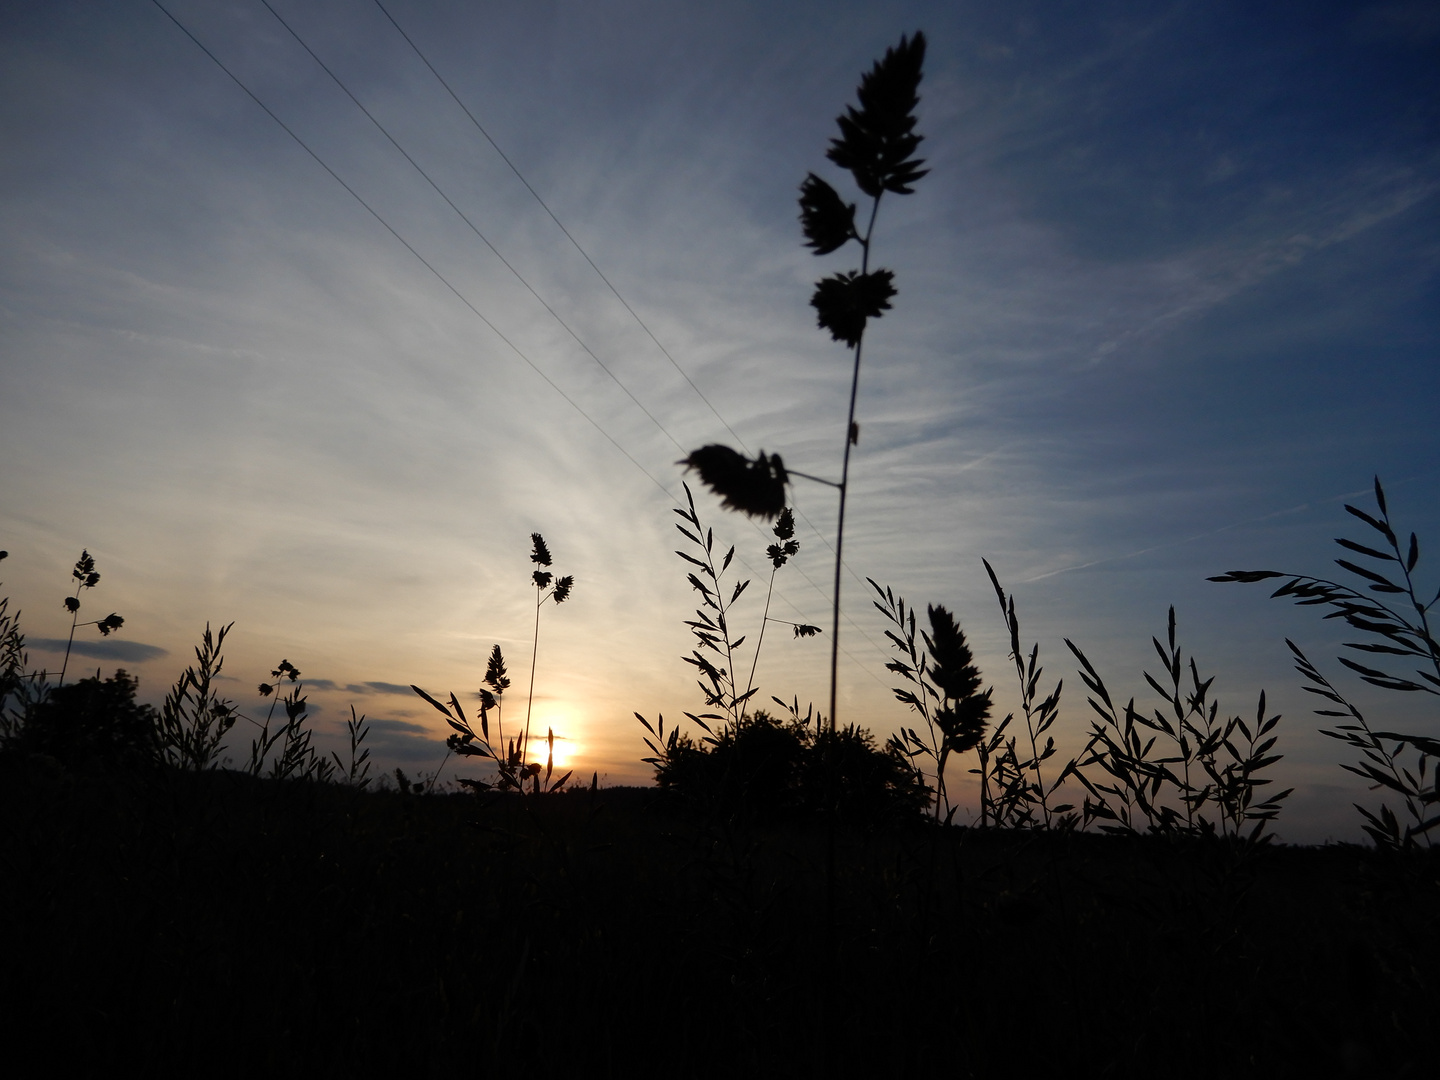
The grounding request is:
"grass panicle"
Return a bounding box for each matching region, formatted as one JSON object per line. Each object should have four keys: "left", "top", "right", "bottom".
{"left": 681, "top": 33, "right": 929, "bottom": 737}
{"left": 411, "top": 534, "right": 575, "bottom": 797}
{"left": 870, "top": 577, "right": 992, "bottom": 821}
{"left": 522, "top": 531, "right": 573, "bottom": 765}
{"left": 56, "top": 549, "right": 124, "bottom": 688}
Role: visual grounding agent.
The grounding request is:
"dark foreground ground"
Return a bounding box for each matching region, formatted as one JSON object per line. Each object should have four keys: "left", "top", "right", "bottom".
{"left": 1, "top": 759, "right": 1435, "bottom": 1078}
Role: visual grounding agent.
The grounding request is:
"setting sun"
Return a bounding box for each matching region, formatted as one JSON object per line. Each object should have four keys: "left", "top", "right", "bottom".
{"left": 529, "top": 717, "right": 579, "bottom": 773}
{"left": 542, "top": 735, "right": 573, "bottom": 772}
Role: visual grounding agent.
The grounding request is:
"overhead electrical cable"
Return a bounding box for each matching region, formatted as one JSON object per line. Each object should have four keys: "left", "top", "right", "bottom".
{"left": 252, "top": 0, "right": 886, "bottom": 666}
{"left": 257, "top": 0, "right": 689, "bottom": 457}
{"left": 147, "top": 0, "right": 676, "bottom": 505}
{"left": 372, "top": 0, "right": 750, "bottom": 455}
{"left": 152, "top": 0, "right": 894, "bottom": 688}
{"left": 367, "top": 0, "right": 892, "bottom": 653}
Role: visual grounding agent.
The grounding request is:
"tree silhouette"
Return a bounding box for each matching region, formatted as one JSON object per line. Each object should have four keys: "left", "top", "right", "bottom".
{"left": 12, "top": 669, "right": 159, "bottom": 767}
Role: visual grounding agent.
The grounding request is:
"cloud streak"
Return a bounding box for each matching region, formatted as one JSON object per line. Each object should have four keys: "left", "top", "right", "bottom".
{"left": 25, "top": 638, "right": 170, "bottom": 663}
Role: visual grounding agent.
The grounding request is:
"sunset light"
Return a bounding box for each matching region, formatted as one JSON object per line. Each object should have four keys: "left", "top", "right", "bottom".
{"left": 534, "top": 728, "right": 576, "bottom": 773}
{"left": 1, "top": 0, "right": 1435, "bottom": 845}
{"left": 4, "top": 5, "right": 1437, "bottom": 1072}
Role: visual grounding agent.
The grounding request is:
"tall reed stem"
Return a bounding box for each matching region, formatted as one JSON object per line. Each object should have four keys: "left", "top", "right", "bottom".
{"left": 523, "top": 586, "right": 541, "bottom": 764}
{"left": 57, "top": 600, "right": 80, "bottom": 689}
{"left": 827, "top": 195, "right": 881, "bottom": 734}
{"left": 742, "top": 568, "right": 778, "bottom": 713}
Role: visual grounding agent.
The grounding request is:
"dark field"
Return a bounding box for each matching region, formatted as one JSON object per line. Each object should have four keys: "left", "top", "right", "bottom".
{"left": 2, "top": 760, "right": 1434, "bottom": 1079}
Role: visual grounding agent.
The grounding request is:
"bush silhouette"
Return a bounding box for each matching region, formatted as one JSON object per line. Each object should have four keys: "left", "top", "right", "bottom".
{"left": 655, "top": 709, "right": 928, "bottom": 824}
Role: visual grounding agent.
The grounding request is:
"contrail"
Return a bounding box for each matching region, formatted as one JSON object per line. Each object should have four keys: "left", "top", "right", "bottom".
{"left": 1019, "top": 483, "right": 1387, "bottom": 584}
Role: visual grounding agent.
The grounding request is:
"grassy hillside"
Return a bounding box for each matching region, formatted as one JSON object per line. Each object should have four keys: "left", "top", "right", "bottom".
{"left": 2, "top": 758, "right": 1434, "bottom": 1078}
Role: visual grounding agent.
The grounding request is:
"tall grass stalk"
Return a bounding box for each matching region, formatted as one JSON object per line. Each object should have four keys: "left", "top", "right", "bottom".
{"left": 412, "top": 536, "right": 571, "bottom": 796}
{"left": 156, "top": 622, "right": 237, "bottom": 771}
{"left": 871, "top": 578, "right": 991, "bottom": 821}
{"left": 674, "top": 483, "right": 751, "bottom": 733}
{"left": 672, "top": 488, "right": 817, "bottom": 738}
{"left": 811, "top": 36, "right": 928, "bottom": 734}
{"left": 521, "top": 533, "right": 573, "bottom": 765}
{"left": 740, "top": 507, "right": 812, "bottom": 709}
{"left": 331, "top": 704, "right": 373, "bottom": 789}
{"left": 56, "top": 550, "right": 124, "bottom": 688}
{"left": 983, "top": 560, "right": 1069, "bottom": 828}
{"left": 681, "top": 33, "right": 929, "bottom": 737}
{"left": 1212, "top": 478, "right": 1438, "bottom": 847}
{"left": 1065, "top": 610, "right": 1290, "bottom": 841}
{"left": 245, "top": 658, "right": 301, "bottom": 776}
{"left": 0, "top": 554, "right": 34, "bottom": 744}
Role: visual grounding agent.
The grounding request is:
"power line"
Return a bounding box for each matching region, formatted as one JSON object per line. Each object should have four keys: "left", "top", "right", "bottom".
{"left": 258, "top": 0, "right": 692, "bottom": 458}
{"left": 148, "top": 0, "right": 677, "bottom": 506}
{"left": 255, "top": 0, "right": 890, "bottom": 666}
{"left": 373, "top": 0, "right": 750, "bottom": 455}
{"left": 367, "top": 0, "right": 893, "bottom": 657}
{"left": 151, "top": 0, "right": 895, "bottom": 688}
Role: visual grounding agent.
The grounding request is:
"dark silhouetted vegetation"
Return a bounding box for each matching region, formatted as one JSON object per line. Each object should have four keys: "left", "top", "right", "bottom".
{"left": 413, "top": 533, "right": 575, "bottom": 796}
{"left": 1214, "top": 476, "right": 1439, "bottom": 848}
{"left": 647, "top": 708, "right": 929, "bottom": 825}
{"left": 1, "top": 762, "right": 1436, "bottom": 1078}
{"left": 6, "top": 668, "right": 158, "bottom": 767}
{"left": 871, "top": 579, "right": 992, "bottom": 820}
{"left": 56, "top": 548, "right": 125, "bottom": 687}
{"left": 683, "top": 31, "right": 929, "bottom": 734}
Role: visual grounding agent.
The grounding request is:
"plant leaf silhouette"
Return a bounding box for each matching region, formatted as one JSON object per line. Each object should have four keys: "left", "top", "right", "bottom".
{"left": 680, "top": 445, "right": 788, "bottom": 520}
{"left": 811, "top": 269, "right": 896, "bottom": 348}
{"left": 798, "top": 173, "right": 858, "bottom": 254}
{"left": 826, "top": 31, "right": 929, "bottom": 197}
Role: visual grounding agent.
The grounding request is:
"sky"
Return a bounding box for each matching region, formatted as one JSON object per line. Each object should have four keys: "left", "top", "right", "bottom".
{"left": 1, "top": 0, "right": 1437, "bottom": 842}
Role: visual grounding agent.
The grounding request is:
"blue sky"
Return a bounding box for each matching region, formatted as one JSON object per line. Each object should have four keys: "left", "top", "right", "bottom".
{"left": 1, "top": 0, "right": 1436, "bottom": 840}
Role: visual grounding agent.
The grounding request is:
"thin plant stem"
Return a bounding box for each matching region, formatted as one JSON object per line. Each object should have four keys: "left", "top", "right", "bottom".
{"left": 826, "top": 193, "right": 882, "bottom": 735}
{"left": 716, "top": 561, "right": 742, "bottom": 724}
{"left": 523, "top": 586, "right": 542, "bottom": 764}
{"left": 827, "top": 341, "right": 859, "bottom": 734}
{"left": 427, "top": 745, "right": 453, "bottom": 793}
{"left": 1019, "top": 697, "right": 1051, "bottom": 827}
{"left": 788, "top": 468, "right": 841, "bottom": 488}
{"left": 57, "top": 596, "right": 80, "bottom": 689}
{"left": 494, "top": 697, "right": 505, "bottom": 765}
{"left": 742, "top": 567, "right": 779, "bottom": 714}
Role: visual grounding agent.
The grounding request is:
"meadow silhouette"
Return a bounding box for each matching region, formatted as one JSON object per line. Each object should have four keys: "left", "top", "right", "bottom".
{"left": 2, "top": 34, "right": 1437, "bottom": 1079}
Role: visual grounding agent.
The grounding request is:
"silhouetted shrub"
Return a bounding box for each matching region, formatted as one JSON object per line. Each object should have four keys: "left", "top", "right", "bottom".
{"left": 10, "top": 669, "right": 159, "bottom": 768}
{"left": 803, "top": 723, "right": 933, "bottom": 824}
{"left": 655, "top": 710, "right": 928, "bottom": 825}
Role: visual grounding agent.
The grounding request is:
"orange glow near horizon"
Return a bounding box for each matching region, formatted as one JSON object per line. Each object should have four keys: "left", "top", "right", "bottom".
{"left": 542, "top": 734, "right": 574, "bottom": 772}
{"left": 526, "top": 708, "right": 580, "bottom": 773}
